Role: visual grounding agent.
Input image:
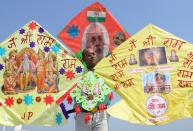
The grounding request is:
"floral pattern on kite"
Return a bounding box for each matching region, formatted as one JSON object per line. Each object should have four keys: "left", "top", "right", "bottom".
{"left": 70, "top": 71, "right": 112, "bottom": 111}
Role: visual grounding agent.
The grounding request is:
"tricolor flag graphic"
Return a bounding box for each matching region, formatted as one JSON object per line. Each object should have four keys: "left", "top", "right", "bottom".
{"left": 87, "top": 11, "right": 106, "bottom": 22}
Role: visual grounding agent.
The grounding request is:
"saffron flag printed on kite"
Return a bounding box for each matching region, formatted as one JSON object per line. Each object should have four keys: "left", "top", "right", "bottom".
{"left": 58, "top": 2, "right": 129, "bottom": 63}
{"left": 94, "top": 24, "right": 193, "bottom": 125}
{"left": 0, "top": 21, "right": 84, "bottom": 126}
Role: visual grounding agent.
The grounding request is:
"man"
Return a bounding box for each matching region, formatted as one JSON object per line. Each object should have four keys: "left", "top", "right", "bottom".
{"left": 84, "top": 23, "right": 108, "bottom": 62}
{"left": 88, "top": 34, "right": 104, "bottom": 62}
{"left": 68, "top": 47, "right": 111, "bottom": 131}
{"left": 82, "top": 47, "right": 98, "bottom": 71}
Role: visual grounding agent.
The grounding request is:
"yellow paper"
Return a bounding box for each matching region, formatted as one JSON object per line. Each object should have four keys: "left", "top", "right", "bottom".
{"left": 95, "top": 24, "right": 193, "bottom": 125}
{"left": 0, "top": 21, "right": 84, "bottom": 126}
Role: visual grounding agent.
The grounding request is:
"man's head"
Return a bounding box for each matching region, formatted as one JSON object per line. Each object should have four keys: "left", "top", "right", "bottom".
{"left": 86, "top": 24, "right": 105, "bottom": 61}
{"left": 82, "top": 47, "right": 98, "bottom": 71}
{"left": 90, "top": 33, "right": 104, "bottom": 53}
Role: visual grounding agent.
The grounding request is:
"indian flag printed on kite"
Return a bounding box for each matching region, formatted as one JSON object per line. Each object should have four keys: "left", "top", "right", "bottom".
{"left": 0, "top": 21, "right": 84, "bottom": 126}
{"left": 87, "top": 10, "right": 106, "bottom": 22}
{"left": 58, "top": 2, "right": 129, "bottom": 57}
{"left": 57, "top": 2, "right": 126, "bottom": 120}
{"left": 94, "top": 24, "right": 193, "bottom": 125}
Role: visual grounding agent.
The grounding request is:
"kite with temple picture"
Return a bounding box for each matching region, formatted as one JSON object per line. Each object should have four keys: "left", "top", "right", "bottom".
{"left": 0, "top": 20, "right": 85, "bottom": 126}
{"left": 94, "top": 24, "right": 193, "bottom": 125}
{"left": 57, "top": 1, "right": 129, "bottom": 123}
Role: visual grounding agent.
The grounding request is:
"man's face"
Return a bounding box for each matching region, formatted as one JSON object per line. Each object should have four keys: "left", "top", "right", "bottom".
{"left": 92, "top": 35, "right": 104, "bottom": 52}
{"left": 83, "top": 48, "right": 98, "bottom": 70}
{"left": 87, "top": 32, "right": 104, "bottom": 53}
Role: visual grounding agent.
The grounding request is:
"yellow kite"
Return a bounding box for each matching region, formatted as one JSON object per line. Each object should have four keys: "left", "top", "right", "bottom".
{"left": 0, "top": 21, "right": 84, "bottom": 126}
{"left": 95, "top": 24, "right": 193, "bottom": 125}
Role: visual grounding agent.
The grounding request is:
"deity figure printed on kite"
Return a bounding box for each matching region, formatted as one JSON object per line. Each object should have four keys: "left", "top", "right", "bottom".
{"left": 144, "top": 49, "right": 158, "bottom": 65}
{"left": 154, "top": 72, "right": 171, "bottom": 93}
{"left": 129, "top": 54, "right": 137, "bottom": 65}
{"left": 36, "top": 49, "right": 46, "bottom": 93}
{"left": 18, "top": 51, "right": 36, "bottom": 91}
{"left": 43, "top": 53, "right": 59, "bottom": 93}
{"left": 169, "top": 49, "right": 179, "bottom": 62}
{"left": 145, "top": 79, "right": 153, "bottom": 93}
{"left": 2, "top": 50, "right": 18, "bottom": 95}
{"left": 144, "top": 72, "right": 171, "bottom": 93}
{"left": 139, "top": 47, "right": 167, "bottom": 66}
{"left": 82, "top": 23, "right": 110, "bottom": 62}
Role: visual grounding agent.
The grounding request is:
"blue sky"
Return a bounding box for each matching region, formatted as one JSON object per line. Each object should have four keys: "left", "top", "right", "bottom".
{"left": 1, "top": 0, "right": 193, "bottom": 131}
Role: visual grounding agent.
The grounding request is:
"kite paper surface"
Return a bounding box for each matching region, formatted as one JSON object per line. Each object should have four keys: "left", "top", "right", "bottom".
{"left": 57, "top": 2, "right": 129, "bottom": 115}
{"left": 0, "top": 21, "right": 84, "bottom": 126}
{"left": 70, "top": 71, "right": 112, "bottom": 111}
{"left": 58, "top": 2, "right": 129, "bottom": 61}
{"left": 95, "top": 24, "right": 193, "bottom": 125}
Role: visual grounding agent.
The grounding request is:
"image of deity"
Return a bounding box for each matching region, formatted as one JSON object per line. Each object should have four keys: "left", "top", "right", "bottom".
{"left": 36, "top": 49, "right": 46, "bottom": 93}
{"left": 17, "top": 49, "right": 36, "bottom": 92}
{"left": 169, "top": 49, "right": 179, "bottom": 62}
{"left": 143, "top": 72, "right": 171, "bottom": 93}
{"left": 139, "top": 47, "right": 167, "bottom": 66}
{"left": 129, "top": 54, "right": 137, "bottom": 65}
{"left": 2, "top": 50, "right": 18, "bottom": 95}
{"left": 43, "top": 53, "right": 59, "bottom": 93}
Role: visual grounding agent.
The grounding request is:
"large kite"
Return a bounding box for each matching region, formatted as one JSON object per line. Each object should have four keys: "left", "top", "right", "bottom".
{"left": 58, "top": 2, "right": 129, "bottom": 62}
{"left": 94, "top": 24, "right": 193, "bottom": 125}
{"left": 57, "top": 2, "right": 129, "bottom": 122}
{"left": 0, "top": 21, "right": 84, "bottom": 126}
{"left": 0, "top": 1, "right": 130, "bottom": 126}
